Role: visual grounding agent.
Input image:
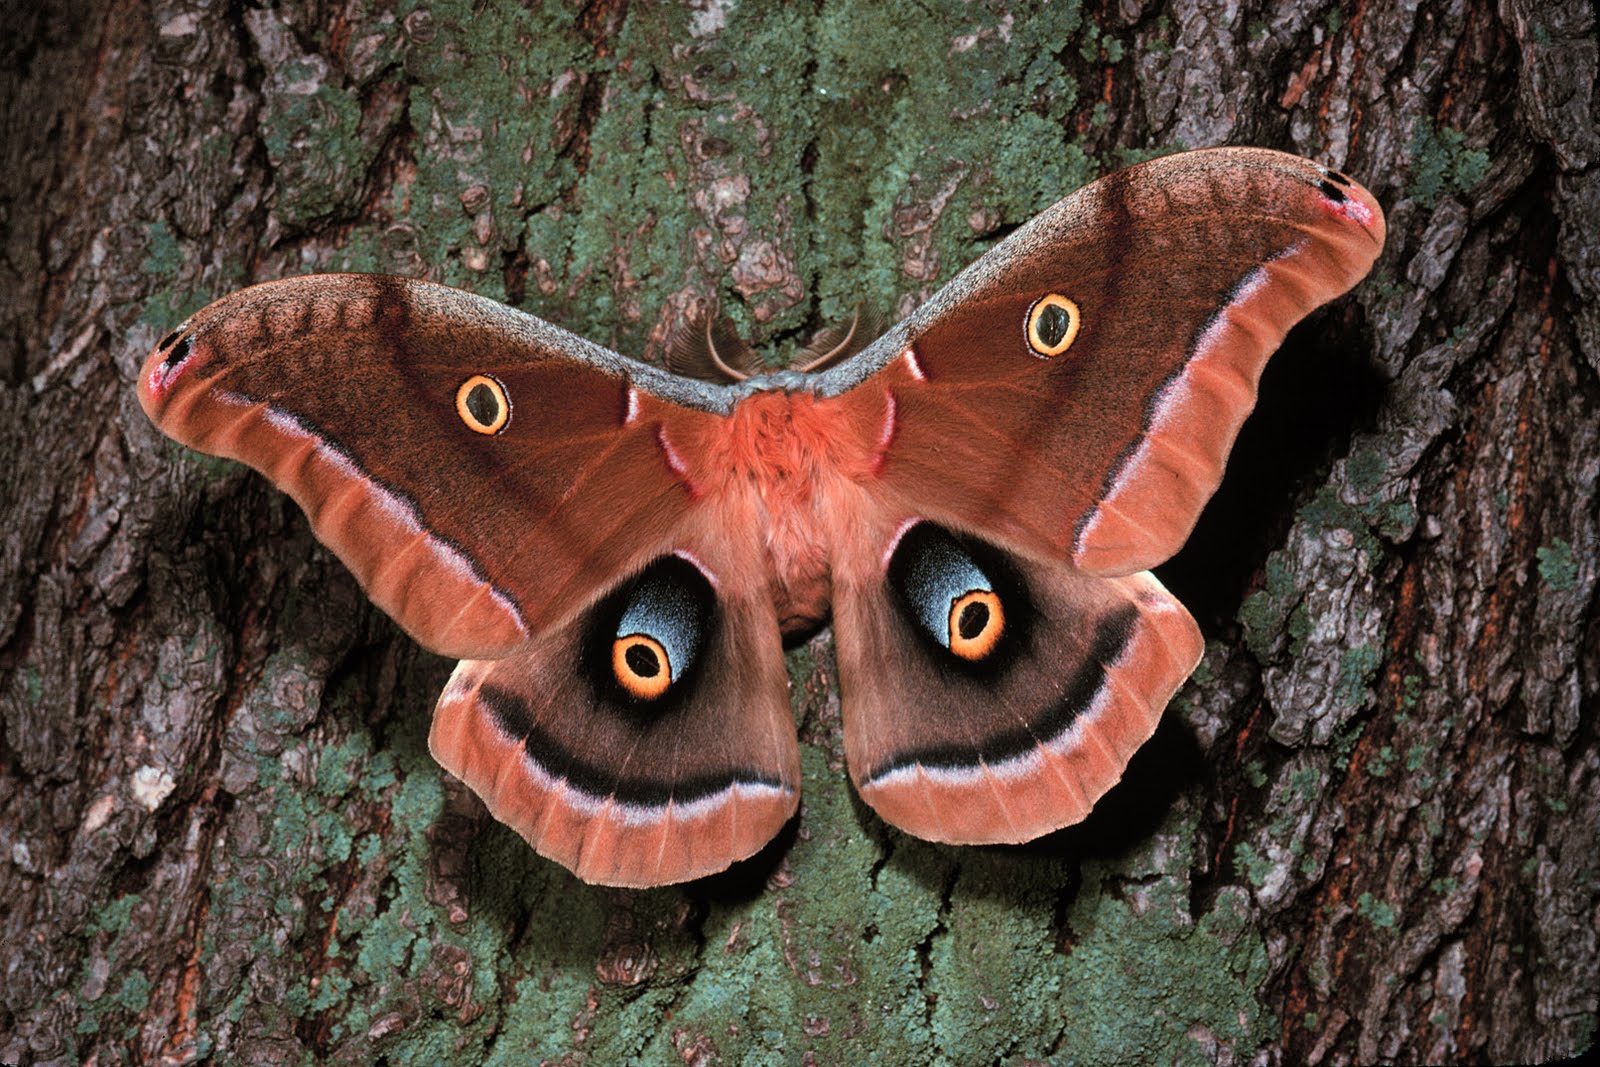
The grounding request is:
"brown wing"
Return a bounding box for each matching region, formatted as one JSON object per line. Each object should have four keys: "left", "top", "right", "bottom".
{"left": 817, "top": 148, "right": 1383, "bottom": 842}
{"left": 137, "top": 275, "right": 799, "bottom": 885}
{"left": 829, "top": 519, "right": 1201, "bottom": 844}
{"left": 819, "top": 147, "right": 1386, "bottom": 576}
{"left": 428, "top": 509, "right": 799, "bottom": 887}
{"left": 137, "top": 274, "right": 736, "bottom": 659}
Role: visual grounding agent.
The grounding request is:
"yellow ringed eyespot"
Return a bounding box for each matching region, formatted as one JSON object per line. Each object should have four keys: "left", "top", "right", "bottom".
{"left": 456, "top": 374, "right": 510, "bottom": 435}
{"left": 1025, "top": 294, "right": 1081, "bottom": 357}
{"left": 612, "top": 634, "right": 672, "bottom": 700}
{"left": 947, "top": 589, "right": 1004, "bottom": 661}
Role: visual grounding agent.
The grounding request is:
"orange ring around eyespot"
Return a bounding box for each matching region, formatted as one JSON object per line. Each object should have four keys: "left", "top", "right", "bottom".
{"left": 455, "top": 374, "right": 510, "bottom": 435}
{"left": 947, "top": 590, "right": 1004, "bottom": 661}
{"left": 613, "top": 634, "right": 672, "bottom": 700}
{"left": 1025, "top": 294, "right": 1081, "bottom": 357}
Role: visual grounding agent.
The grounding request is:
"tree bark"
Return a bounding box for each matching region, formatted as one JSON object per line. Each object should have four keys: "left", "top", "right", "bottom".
{"left": 2, "top": 0, "right": 1595, "bottom": 1063}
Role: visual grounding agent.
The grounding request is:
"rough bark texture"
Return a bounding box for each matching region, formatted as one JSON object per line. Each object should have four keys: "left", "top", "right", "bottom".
{"left": 2, "top": 1, "right": 1596, "bottom": 1063}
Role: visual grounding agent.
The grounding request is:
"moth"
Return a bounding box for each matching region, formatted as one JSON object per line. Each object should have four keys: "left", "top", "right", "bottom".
{"left": 138, "top": 148, "right": 1384, "bottom": 887}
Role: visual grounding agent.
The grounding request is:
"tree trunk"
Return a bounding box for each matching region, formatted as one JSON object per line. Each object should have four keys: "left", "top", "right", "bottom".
{"left": 2, "top": 1, "right": 1595, "bottom": 1063}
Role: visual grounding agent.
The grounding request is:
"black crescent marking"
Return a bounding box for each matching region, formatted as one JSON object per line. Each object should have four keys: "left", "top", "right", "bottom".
{"left": 862, "top": 605, "right": 1137, "bottom": 782}
{"left": 482, "top": 685, "right": 787, "bottom": 807}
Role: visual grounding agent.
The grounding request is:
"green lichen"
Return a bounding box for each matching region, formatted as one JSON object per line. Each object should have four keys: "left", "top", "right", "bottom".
{"left": 1401, "top": 672, "right": 1423, "bottom": 710}
{"left": 1239, "top": 552, "right": 1301, "bottom": 662}
{"left": 314, "top": 731, "right": 374, "bottom": 799}
{"left": 1368, "top": 744, "right": 1395, "bottom": 777}
{"left": 88, "top": 894, "right": 141, "bottom": 938}
{"left": 259, "top": 61, "right": 371, "bottom": 229}
{"left": 1234, "top": 842, "right": 1273, "bottom": 888}
{"left": 1345, "top": 447, "right": 1386, "bottom": 498}
{"left": 785, "top": 643, "right": 818, "bottom": 691}
{"left": 139, "top": 221, "right": 205, "bottom": 334}
{"left": 1288, "top": 765, "right": 1321, "bottom": 801}
{"left": 1408, "top": 118, "right": 1490, "bottom": 208}
{"left": 1337, "top": 643, "right": 1383, "bottom": 708}
{"left": 807, "top": 0, "right": 1095, "bottom": 332}
{"left": 1331, "top": 716, "right": 1368, "bottom": 769}
{"left": 636, "top": 747, "right": 944, "bottom": 1064}
{"left": 1311, "top": 453, "right": 1418, "bottom": 544}
{"left": 1056, "top": 863, "right": 1272, "bottom": 1062}
{"left": 141, "top": 219, "right": 182, "bottom": 276}
{"left": 1537, "top": 538, "right": 1579, "bottom": 591}
{"left": 17, "top": 663, "right": 42, "bottom": 705}
{"left": 174, "top": 445, "right": 243, "bottom": 484}
{"left": 1298, "top": 485, "right": 1382, "bottom": 556}
{"left": 1147, "top": 15, "right": 1174, "bottom": 54}
{"left": 113, "top": 971, "right": 153, "bottom": 1013}
{"left": 1356, "top": 892, "right": 1397, "bottom": 930}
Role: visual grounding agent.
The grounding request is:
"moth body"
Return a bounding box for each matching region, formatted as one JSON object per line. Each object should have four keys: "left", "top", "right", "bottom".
{"left": 683, "top": 386, "right": 892, "bottom": 642}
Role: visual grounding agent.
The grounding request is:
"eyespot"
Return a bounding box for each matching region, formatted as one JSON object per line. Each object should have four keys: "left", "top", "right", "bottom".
{"left": 887, "top": 522, "right": 1009, "bottom": 664}
{"left": 612, "top": 634, "right": 673, "bottom": 700}
{"left": 948, "top": 589, "right": 1004, "bottom": 661}
{"left": 603, "top": 555, "right": 714, "bottom": 702}
{"left": 1025, "top": 294, "right": 1081, "bottom": 358}
{"left": 456, "top": 374, "right": 510, "bottom": 435}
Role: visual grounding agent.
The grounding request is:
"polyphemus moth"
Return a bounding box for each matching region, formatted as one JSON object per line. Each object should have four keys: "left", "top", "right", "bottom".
{"left": 137, "top": 148, "right": 1384, "bottom": 888}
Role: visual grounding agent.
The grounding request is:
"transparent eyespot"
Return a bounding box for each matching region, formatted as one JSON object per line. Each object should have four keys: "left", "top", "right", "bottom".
{"left": 603, "top": 555, "right": 714, "bottom": 702}
{"left": 947, "top": 589, "right": 1004, "bottom": 661}
{"left": 1025, "top": 294, "right": 1081, "bottom": 357}
{"left": 612, "top": 633, "right": 673, "bottom": 700}
{"left": 456, "top": 374, "right": 510, "bottom": 435}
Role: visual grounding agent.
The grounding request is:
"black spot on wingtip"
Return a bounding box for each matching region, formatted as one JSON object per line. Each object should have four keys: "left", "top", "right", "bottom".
{"left": 1322, "top": 168, "right": 1354, "bottom": 187}
{"left": 1318, "top": 179, "right": 1349, "bottom": 203}
{"left": 160, "top": 334, "right": 193, "bottom": 370}
{"left": 157, "top": 330, "right": 182, "bottom": 352}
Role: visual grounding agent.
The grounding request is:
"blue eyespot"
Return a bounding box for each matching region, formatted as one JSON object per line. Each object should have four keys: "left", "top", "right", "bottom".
{"left": 888, "top": 523, "right": 1006, "bottom": 662}
{"left": 609, "top": 556, "right": 713, "bottom": 700}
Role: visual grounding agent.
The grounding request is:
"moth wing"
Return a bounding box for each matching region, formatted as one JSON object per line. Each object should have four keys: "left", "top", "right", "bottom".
{"left": 831, "top": 522, "right": 1200, "bottom": 843}
{"left": 137, "top": 274, "right": 734, "bottom": 660}
{"left": 817, "top": 147, "right": 1386, "bottom": 577}
{"left": 139, "top": 275, "right": 799, "bottom": 885}
{"left": 816, "top": 148, "right": 1382, "bottom": 840}
{"left": 428, "top": 513, "right": 800, "bottom": 888}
